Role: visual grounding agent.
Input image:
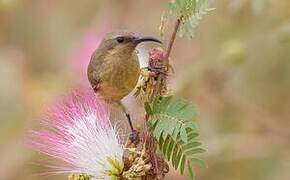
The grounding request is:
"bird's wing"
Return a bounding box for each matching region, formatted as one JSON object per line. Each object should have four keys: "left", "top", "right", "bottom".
{"left": 89, "top": 71, "right": 102, "bottom": 92}
{"left": 88, "top": 52, "right": 106, "bottom": 92}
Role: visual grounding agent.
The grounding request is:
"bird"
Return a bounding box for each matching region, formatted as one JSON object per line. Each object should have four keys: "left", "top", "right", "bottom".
{"left": 87, "top": 31, "right": 162, "bottom": 142}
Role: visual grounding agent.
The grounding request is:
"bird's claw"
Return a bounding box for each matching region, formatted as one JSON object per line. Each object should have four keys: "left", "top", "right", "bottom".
{"left": 147, "top": 66, "right": 167, "bottom": 76}
{"left": 129, "top": 130, "right": 140, "bottom": 144}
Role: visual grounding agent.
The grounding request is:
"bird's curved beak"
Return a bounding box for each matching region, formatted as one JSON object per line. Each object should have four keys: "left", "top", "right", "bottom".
{"left": 134, "top": 36, "right": 162, "bottom": 44}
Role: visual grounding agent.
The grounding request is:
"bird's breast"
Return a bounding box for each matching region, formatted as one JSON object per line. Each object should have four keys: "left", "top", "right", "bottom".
{"left": 94, "top": 52, "right": 140, "bottom": 101}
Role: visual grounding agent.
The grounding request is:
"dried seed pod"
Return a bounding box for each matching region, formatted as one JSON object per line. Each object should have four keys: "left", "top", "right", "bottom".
{"left": 148, "top": 47, "right": 169, "bottom": 97}
{"left": 148, "top": 47, "right": 166, "bottom": 71}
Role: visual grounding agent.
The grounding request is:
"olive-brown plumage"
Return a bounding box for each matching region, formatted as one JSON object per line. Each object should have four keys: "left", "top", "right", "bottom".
{"left": 87, "top": 31, "right": 161, "bottom": 139}
{"left": 88, "top": 31, "right": 141, "bottom": 102}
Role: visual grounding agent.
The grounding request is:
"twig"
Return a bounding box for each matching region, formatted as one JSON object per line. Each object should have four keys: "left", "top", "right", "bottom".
{"left": 164, "top": 17, "right": 182, "bottom": 62}
{"left": 150, "top": 17, "right": 182, "bottom": 101}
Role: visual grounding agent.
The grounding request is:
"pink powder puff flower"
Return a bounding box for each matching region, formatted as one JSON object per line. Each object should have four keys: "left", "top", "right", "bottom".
{"left": 28, "top": 88, "right": 124, "bottom": 179}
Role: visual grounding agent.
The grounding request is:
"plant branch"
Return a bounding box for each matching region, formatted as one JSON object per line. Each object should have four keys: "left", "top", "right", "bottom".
{"left": 164, "top": 17, "right": 182, "bottom": 62}
{"left": 141, "top": 16, "right": 183, "bottom": 178}
{"left": 150, "top": 17, "right": 182, "bottom": 102}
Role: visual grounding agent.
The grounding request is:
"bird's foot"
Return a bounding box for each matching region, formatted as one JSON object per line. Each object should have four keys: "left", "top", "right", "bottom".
{"left": 129, "top": 130, "right": 140, "bottom": 144}
{"left": 147, "top": 66, "right": 167, "bottom": 76}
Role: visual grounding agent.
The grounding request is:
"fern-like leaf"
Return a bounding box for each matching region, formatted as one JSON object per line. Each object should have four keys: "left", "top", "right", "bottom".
{"left": 166, "top": 0, "right": 215, "bottom": 38}
{"left": 146, "top": 96, "right": 206, "bottom": 179}
{"left": 147, "top": 96, "right": 197, "bottom": 142}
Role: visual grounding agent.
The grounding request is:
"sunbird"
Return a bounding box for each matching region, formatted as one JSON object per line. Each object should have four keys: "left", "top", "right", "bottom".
{"left": 87, "top": 31, "right": 161, "bottom": 142}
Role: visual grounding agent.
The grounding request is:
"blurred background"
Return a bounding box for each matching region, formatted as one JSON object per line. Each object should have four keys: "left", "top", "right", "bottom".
{"left": 1, "top": 0, "right": 290, "bottom": 179}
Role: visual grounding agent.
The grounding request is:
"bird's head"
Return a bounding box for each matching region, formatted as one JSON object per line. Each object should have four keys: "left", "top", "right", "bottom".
{"left": 98, "top": 31, "right": 162, "bottom": 55}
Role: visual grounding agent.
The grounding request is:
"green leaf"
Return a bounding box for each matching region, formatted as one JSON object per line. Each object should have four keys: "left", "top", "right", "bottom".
{"left": 180, "top": 154, "right": 186, "bottom": 174}
{"left": 166, "top": 0, "right": 215, "bottom": 38}
{"left": 180, "top": 127, "right": 188, "bottom": 143}
{"left": 190, "top": 158, "right": 208, "bottom": 168}
{"left": 187, "top": 131, "right": 199, "bottom": 139}
{"left": 144, "top": 102, "right": 153, "bottom": 114}
{"left": 187, "top": 148, "right": 206, "bottom": 155}
{"left": 166, "top": 139, "right": 175, "bottom": 160}
{"left": 148, "top": 96, "right": 198, "bottom": 142}
{"left": 172, "top": 123, "right": 182, "bottom": 139}
{"left": 147, "top": 95, "right": 206, "bottom": 179}
{"left": 182, "top": 141, "right": 202, "bottom": 150}
{"left": 162, "top": 135, "right": 171, "bottom": 155}
{"left": 187, "top": 162, "right": 195, "bottom": 180}
{"left": 172, "top": 143, "right": 181, "bottom": 168}
{"left": 153, "top": 121, "right": 164, "bottom": 139}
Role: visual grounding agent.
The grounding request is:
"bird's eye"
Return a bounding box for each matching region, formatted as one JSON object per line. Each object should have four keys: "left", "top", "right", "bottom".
{"left": 116, "top": 37, "right": 125, "bottom": 43}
